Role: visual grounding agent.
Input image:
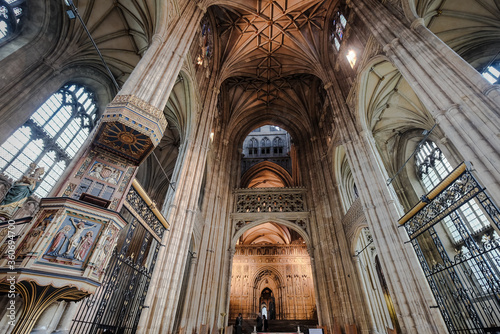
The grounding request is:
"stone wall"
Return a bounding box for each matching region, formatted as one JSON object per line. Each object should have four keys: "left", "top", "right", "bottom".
{"left": 229, "top": 244, "right": 316, "bottom": 321}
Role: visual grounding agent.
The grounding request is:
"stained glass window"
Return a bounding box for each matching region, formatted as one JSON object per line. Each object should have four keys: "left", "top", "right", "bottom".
{"left": 0, "top": 0, "right": 26, "bottom": 42}
{"left": 196, "top": 17, "right": 213, "bottom": 68}
{"left": 332, "top": 11, "right": 347, "bottom": 51}
{"left": 0, "top": 84, "right": 98, "bottom": 198}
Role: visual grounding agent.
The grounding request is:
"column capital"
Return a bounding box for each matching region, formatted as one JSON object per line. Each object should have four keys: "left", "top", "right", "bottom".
{"left": 410, "top": 18, "right": 425, "bottom": 31}
{"left": 196, "top": 2, "right": 207, "bottom": 14}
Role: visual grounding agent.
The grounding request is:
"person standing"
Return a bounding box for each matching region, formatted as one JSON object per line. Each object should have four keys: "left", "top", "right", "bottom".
{"left": 256, "top": 312, "right": 263, "bottom": 332}
{"left": 235, "top": 313, "right": 243, "bottom": 334}
{"left": 263, "top": 315, "right": 268, "bottom": 332}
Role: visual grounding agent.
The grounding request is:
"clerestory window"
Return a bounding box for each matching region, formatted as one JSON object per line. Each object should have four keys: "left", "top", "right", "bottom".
{"left": 273, "top": 137, "right": 283, "bottom": 154}
{"left": 247, "top": 138, "right": 258, "bottom": 156}
{"left": 482, "top": 63, "right": 500, "bottom": 84}
{"left": 331, "top": 10, "right": 347, "bottom": 51}
{"left": 0, "top": 83, "right": 98, "bottom": 198}
{"left": 261, "top": 137, "right": 271, "bottom": 155}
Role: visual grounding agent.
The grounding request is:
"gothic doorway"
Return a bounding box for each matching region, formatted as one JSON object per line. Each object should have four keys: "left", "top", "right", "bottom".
{"left": 260, "top": 288, "right": 276, "bottom": 320}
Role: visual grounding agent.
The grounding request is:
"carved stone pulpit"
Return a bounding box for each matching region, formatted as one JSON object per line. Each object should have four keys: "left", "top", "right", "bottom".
{"left": 0, "top": 197, "right": 127, "bottom": 334}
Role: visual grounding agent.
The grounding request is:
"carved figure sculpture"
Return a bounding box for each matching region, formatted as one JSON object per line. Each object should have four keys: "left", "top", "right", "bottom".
{"left": 64, "top": 218, "right": 96, "bottom": 257}
{"left": 0, "top": 163, "right": 44, "bottom": 219}
{"left": 74, "top": 231, "right": 94, "bottom": 261}
{"left": 20, "top": 215, "right": 52, "bottom": 255}
{"left": 48, "top": 225, "right": 72, "bottom": 254}
{"left": 94, "top": 227, "right": 119, "bottom": 273}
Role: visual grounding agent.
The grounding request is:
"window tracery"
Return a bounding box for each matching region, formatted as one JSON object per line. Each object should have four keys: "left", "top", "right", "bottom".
{"left": 482, "top": 63, "right": 500, "bottom": 84}
{"left": 0, "top": 0, "right": 26, "bottom": 42}
{"left": 0, "top": 84, "right": 98, "bottom": 198}
{"left": 247, "top": 138, "right": 258, "bottom": 156}
{"left": 415, "top": 140, "right": 493, "bottom": 244}
{"left": 261, "top": 137, "right": 271, "bottom": 155}
{"left": 272, "top": 137, "right": 283, "bottom": 154}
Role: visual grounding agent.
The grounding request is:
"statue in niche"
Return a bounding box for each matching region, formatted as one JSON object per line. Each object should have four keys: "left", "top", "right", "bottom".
{"left": 0, "top": 163, "right": 44, "bottom": 219}
{"left": 64, "top": 218, "right": 97, "bottom": 257}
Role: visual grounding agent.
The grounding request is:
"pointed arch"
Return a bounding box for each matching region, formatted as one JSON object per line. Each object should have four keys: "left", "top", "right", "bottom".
{"left": 231, "top": 218, "right": 311, "bottom": 250}
{"left": 240, "top": 161, "right": 293, "bottom": 188}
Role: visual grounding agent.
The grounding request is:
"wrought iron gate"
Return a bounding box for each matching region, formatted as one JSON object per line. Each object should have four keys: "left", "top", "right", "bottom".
{"left": 70, "top": 181, "right": 167, "bottom": 334}
{"left": 400, "top": 162, "right": 500, "bottom": 333}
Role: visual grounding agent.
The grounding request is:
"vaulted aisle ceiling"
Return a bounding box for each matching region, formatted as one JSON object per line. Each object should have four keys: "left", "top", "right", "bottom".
{"left": 63, "top": 0, "right": 157, "bottom": 83}
{"left": 414, "top": 0, "right": 500, "bottom": 69}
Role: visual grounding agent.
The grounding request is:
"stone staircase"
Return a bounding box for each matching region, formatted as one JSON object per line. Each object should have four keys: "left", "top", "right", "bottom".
{"left": 241, "top": 319, "right": 319, "bottom": 334}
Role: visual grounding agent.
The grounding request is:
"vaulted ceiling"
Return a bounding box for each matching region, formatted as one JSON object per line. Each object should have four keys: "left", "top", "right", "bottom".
{"left": 62, "top": 0, "right": 500, "bottom": 203}
{"left": 213, "top": 0, "right": 328, "bottom": 81}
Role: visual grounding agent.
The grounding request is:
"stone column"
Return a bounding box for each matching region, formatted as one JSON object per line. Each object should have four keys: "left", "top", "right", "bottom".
{"left": 344, "top": 130, "right": 445, "bottom": 333}
{"left": 119, "top": 1, "right": 206, "bottom": 109}
{"left": 348, "top": 0, "right": 500, "bottom": 201}
{"left": 31, "top": 302, "right": 61, "bottom": 333}
{"left": 0, "top": 2, "right": 206, "bottom": 333}
{"left": 51, "top": 0, "right": 206, "bottom": 206}
{"left": 322, "top": 76, "right": 446, "bottom": 332}
{"left": 140, "top": 82, "right": 219, "bottom": 334}
{"left": 52, "top": 301, "right": 81, "bottom": 334}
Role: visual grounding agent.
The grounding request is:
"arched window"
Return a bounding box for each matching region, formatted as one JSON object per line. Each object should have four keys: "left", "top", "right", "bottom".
{"left": 247, "top": 138, "right": 258, "bottom": 155}
{"left": 331, "top": 10, "right": 347, "bottom": 51}
{"left": 196, "top": 16, "right": 213, "bottom": 69}
{"left": 0, "top": 0, "right": 27, "bottom": 43}
{"left": 261, "top": 137, "right": 271, "bottom": 155}
{"left": 272, "top": 137, "right": 283, "bottom": 154}
{"left": 482, "top": 62, "right": 500, "bottom": 84}
{"left": 415, "top": 140, "right": 491, "bottom": 243}
{"left": 0, "top": 83, "right": 98, "bottom": 198}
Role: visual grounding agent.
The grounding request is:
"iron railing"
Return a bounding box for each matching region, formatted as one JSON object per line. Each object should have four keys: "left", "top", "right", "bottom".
{"left": 400, "top": 162, "right": 500, "bottom": 333}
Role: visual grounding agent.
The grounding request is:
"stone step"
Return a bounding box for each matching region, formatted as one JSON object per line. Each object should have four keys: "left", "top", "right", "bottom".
{"left": 240, "top": 319, "right": 319, "bottom": 334}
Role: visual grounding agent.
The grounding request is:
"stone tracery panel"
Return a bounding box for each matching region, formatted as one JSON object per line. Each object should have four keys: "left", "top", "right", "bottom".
{"left": 235, "top": 188, "right": 306, "bottom": 213}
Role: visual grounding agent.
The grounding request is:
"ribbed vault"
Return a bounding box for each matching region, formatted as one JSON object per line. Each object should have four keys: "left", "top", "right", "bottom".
{"left": 238, "top": 222, "right": 294, "bottom": 245}
{"left": 58, "top": 0, "right": 157, "bottom": 84}
{"left": 209, "top": 0, "right": 329, "bottom": 82}
{"left": 222, "top": 74, "right": 327, "bottom": 147}
{"left": 241, "top": 161, "right": 293, "bottom": 188}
